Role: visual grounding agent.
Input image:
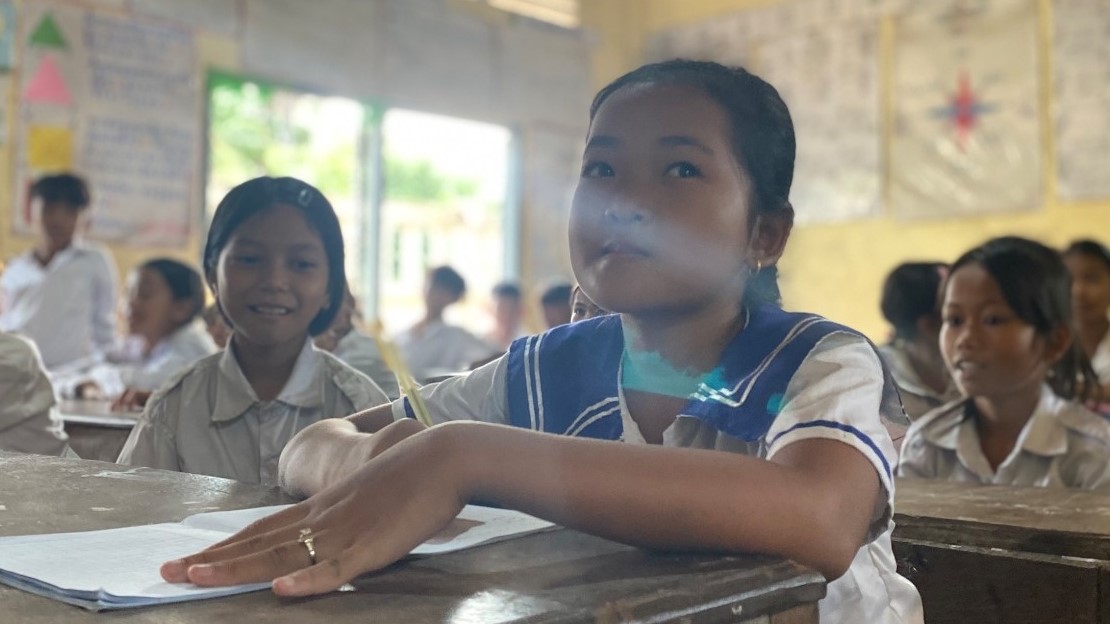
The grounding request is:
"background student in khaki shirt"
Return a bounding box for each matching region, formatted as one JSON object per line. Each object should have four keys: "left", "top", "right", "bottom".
{"left": 0, "top": 332, "right": 68, "bottom": 456}
{"left": 118, "top": 177, "right": 387, "bottom": 484}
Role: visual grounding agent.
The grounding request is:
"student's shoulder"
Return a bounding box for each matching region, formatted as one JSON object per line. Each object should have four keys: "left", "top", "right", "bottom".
{"left": 146, "top": 351, "right": 224, "bottom": 405}
{"left": 904, "top": 399, "right": 967, "bottom": 443}
{"left": 1054, "top": 397, "right": 1110, "bottom": 449}
{"left": 0, "top": 333, "right": 42, "bottom": 372}
{"left": 318, "top": 349, "right": 388, "bottom": 407}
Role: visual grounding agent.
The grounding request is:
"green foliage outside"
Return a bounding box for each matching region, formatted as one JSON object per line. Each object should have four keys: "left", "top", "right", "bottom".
{"left": 208, "top": 79, "right": 483, "bottom": 207}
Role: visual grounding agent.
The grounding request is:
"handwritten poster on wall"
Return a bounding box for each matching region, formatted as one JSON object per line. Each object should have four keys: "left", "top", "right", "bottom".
{"left": 15, "top": 2, "right": 198, "bottom": 247}
{"left": 1052, "top": 0, "right": 1110, "bottom": 201}
{"left": 646, "top": 0, "right": 883, "bottom": 224}
{"left": 889, "top": 0, "right": 1041, "bottom": 220}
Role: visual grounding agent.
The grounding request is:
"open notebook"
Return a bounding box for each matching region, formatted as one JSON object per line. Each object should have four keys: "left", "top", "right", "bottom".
{"left": 0, "top": 504, "right": 554, "bottom": 611}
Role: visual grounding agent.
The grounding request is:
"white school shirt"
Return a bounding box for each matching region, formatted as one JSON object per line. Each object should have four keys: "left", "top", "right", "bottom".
{"left": 897, "top": 388, "right": 1110, "bottom": 489}
{"left": 53, "top": 320, "right": 218, "bottom": 399}
{"left": 877, "top": 343, "right": 961, "bottom": 422}
{"left": 332, "top": 330, "right": 399, "bottom": 400}
{"left": 394, "top": 319, "right": 496, "bottom": 379}
{"left": 1091, "top": 331, "right": 1110, "bottom": 384}
{"left": 0, "top": 242, "right": 118, "bottom": 370}
{"left": 0, "top": 333, "right": 69, "bottom": 456}
{"left": 118, "top": 340, "right": 388, "bottom": 485}
{"left": 390, "top": 332, "right": 925, "bottom": 624}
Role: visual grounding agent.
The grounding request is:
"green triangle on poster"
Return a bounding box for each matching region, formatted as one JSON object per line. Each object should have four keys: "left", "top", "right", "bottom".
{"left": 29, "top": 13, "right": 67, "bottom": 50}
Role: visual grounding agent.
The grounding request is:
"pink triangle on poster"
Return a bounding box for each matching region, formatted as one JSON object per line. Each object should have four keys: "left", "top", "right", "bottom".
{"left": 24, "top": 55, "right": 72, "bottom": 106}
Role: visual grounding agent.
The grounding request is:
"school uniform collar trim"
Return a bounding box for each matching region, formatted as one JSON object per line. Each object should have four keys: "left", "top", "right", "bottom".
{"left": 925, "top": 387, "right": 1069, "bottom": 457}
{"left": 212, "top": 339, "right": 323, "bottom": 421}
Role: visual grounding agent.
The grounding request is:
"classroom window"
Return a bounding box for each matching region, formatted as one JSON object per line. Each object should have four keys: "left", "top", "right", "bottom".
{"left": 379, "top": 109, "right": 512, "bottom": 336}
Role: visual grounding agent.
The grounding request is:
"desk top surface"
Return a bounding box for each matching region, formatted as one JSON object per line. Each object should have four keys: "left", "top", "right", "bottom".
{"left": 894, "top": 478, "right": 1110, "bottom": 559}
{"left": 58, "top": 400, "right": 140, "bottom": 428}
{"left": 0, "top": 452, "right": 825, "bottom": 623}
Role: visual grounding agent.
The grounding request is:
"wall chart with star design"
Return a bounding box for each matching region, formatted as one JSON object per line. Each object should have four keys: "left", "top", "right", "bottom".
{"left": 889, "top": 0, "right": 1041, "bottom": 220}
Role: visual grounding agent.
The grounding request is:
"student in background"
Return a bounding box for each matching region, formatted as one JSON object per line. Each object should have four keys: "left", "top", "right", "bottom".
{"left": 315, "top": 286, "right": 399, "bottom": 400}
{"left": 539, "top": 282, "right": 573, "bottom": 329}
{"left": 1063, "top": 240, "right": 1110, "bottom": 387}
{"left": 202, "top": 304, "right": 231, "bottom": 349}
{"left": 165, "top": 61, "right": 921, "bottom": 624}
{"left": 898, "top": 237, "right": 1110, "bottom": 489}
{"left": 117, "top": 177, "right": 388, "bottom": 485}
{"left": 0, "top": 332, "right": 68, "bottom": 456}
{"left": 485, "top": 281, "right": 528, "bottom": 351}
{"left": 0, "top": 173, "right": 117, "bottom": 369}
{"left": 877, "top": 262, "right": 959, "bottom": 421}
{"left": 54, "top": 258, "right": 217, "bottom": 410}
{"left": 394, "top": 266, "right": 494, "bottom": 379}
{"left": 570, "top": 283, "right": 608, "bottom": 322}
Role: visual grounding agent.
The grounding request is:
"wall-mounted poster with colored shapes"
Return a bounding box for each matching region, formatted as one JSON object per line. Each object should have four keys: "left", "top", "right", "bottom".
{"left": 889, "top": 0, "right": 1041, "bottom": 220}
{"left": 14, "top": 2, "right": 198, "bottom": 247}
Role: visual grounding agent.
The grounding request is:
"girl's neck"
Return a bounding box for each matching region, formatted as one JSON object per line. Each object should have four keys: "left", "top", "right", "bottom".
{"left": 1078, "top": 317, "right": 1110, "bottom": 358}
{"left": 972, "top": 383, "right": 1043, "bottom": 470}
{"left": 901, "top": 337, "right": 949, "bottom": 394}
{"left": 621, "top": 297, "right": 745, "bottom": 375}
{"left": 231, "top": 335, "right": 305, "bottom": 402}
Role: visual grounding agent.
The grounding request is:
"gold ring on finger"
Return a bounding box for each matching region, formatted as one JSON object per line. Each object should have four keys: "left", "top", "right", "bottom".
{"left": 297, "top": 528, "right": 318, "bottom": 565}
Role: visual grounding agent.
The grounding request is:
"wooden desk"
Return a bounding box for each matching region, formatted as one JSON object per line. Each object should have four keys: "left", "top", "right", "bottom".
{"left": 59, "top": 400, "right": 139, "bottom": 462}
{"left": 893, "top": 479, "right": 1110, "bottom": 624}
{"left": 0, "top": 452, "right": 826, "bottom": 623}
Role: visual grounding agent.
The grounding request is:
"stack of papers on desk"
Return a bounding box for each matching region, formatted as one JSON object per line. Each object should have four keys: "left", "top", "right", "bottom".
{"left": 0, "top": 504, "right": 554, "bottom": 610}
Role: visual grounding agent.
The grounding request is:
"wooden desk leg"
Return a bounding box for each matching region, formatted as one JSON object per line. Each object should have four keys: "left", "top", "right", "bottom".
{"left": 738, "top": 602, "right": 819, "bottom": 624}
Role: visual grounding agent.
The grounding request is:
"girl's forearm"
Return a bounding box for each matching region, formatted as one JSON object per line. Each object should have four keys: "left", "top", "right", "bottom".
{"left": 443, "top": 421, "right": 875, "bottom": 579}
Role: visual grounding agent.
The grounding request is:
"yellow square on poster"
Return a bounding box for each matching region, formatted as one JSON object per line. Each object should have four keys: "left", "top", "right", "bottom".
{"left": 27, "top": 125, "right": 73, "bottom": 170}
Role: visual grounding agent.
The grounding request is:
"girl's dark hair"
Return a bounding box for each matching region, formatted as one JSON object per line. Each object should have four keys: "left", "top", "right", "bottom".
{"left": 1064, "top": 239, "right": 1110, "bottom": 275}
{"left": 140, "top": 258, "right": 206, "bottom": 327}
{"left": 951, "top": 236, "right": 1097, "bottom": 402}
{"left": 203, "top": 176, "right": 345, "bottom": 336}
{"left": 881, "top": 262, "right": 947, "bottom": 341}
{"left": 589, "top": 59, "right": 796, "bottom": 308}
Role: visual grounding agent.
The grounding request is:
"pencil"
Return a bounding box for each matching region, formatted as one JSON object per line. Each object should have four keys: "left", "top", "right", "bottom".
{"left": 368, "top": 321, "right": 434, "bottom": 428}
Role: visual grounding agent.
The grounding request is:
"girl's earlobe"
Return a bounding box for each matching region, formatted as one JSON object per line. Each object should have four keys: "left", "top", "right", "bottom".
{"left": 1046, "top": 325, "right": 1074, "bottom": 364}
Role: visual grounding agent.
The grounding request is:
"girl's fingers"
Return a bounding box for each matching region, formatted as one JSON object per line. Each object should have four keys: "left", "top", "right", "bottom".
{"left": 161, "top": 508, "right": 310, "bottom": 583}
{"left": 183, "top": 529, "right": 339, "bottom": 587}
{"left": 272, "top": 550, "right": 360, "bottom": 597}
{"left": 204, "top": 504, "right": 311, "bottom": 551}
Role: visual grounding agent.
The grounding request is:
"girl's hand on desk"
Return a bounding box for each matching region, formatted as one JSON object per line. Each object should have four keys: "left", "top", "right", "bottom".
{"left": 161, "top": 422, "right": 468, "bottom": 596}
{"left": 111, "top": 389, "right": 152, "bottom": 412}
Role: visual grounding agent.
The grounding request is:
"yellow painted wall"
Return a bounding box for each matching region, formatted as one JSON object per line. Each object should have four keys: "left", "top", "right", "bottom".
{"left": 582, "top": 0, "right": 1108, "bottom": 340}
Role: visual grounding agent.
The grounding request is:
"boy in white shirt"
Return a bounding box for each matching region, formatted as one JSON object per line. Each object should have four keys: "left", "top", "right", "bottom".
{"left": 0, "top": 174, "right": 117, "bottom": 369}
{"left": 394, "top": 266, "right": 495, "bottom": 379}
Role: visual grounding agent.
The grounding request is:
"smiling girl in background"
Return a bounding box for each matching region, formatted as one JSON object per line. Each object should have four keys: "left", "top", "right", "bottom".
{"left": 117, "top": 177, "right": 388, "bottom": 485}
